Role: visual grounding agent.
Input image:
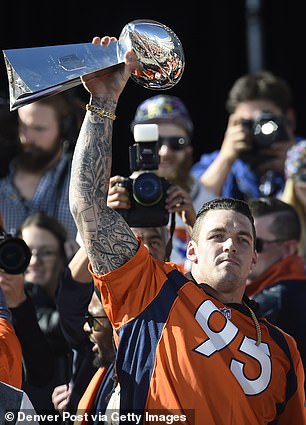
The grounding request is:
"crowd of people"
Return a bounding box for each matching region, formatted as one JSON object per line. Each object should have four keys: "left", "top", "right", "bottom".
{"left": 0, "top": 33, "right": 305, "bottom": 425}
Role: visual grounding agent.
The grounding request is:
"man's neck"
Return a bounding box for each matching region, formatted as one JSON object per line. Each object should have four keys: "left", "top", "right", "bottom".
{"left": 189, "top": 272, "right": 244, "bottom": 304}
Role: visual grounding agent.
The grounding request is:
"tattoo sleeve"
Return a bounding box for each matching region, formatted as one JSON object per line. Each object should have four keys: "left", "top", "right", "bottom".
{"left": 69, "top": 96, "right": 139, "bottom": 275}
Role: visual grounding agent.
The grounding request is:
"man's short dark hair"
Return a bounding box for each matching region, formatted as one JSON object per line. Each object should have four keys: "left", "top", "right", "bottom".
{"left": 192, "top": 197, "right": 256, "bottom": 246}
{"left": 226, "top": 70, "right": 293, "bottom": 114}
{"left": 248, "top": 197, "right": 301, "bottom": 241}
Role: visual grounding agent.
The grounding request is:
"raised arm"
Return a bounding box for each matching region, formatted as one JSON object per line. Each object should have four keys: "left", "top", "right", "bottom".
{"left": 69, "top": 36, "right": 139, "bottom": 275}
{"left": 200, "top": 113, "right": 251, "bottom": 196}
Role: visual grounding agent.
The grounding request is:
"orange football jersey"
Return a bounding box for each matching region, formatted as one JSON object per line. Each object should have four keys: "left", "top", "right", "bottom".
{"left": 92, "top": 242, "right": 306, "bottom": 425}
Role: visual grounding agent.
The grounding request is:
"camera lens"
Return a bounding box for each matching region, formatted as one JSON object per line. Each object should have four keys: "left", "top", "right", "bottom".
{"left": 253, "top": 119, "right": 278, "bottom": 147}
{"left": 255, "top": 120, "right": 278, "bottom": 136}
{"left": 0, "top": 237, "right": 32, "bottom": 274}
{"left": 251, "top": 112, "right": 287, "bottom": 148}
{"left": 133, "top": 172, "right": 163, "bottom": 206}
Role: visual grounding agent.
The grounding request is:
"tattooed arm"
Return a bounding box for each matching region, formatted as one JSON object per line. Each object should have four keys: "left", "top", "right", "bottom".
{"left": 69, "top": 36, "right": 139, "bottom": 275}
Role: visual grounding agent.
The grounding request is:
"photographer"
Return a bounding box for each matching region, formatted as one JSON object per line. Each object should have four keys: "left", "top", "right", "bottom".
{"left": 0, "top": 212, "right": 75, "bottom": 419}
{"left": 192, "top": 70, "right": 305, "bottom": 199}
{"left": 0, "top": 214, "right": 26, "bottom": 389}
{"left": 121, "top": 98, "right": 216, "bottom": 269}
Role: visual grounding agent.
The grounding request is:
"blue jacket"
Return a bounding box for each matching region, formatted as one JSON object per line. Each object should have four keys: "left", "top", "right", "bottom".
{"left": 192, "top": 137, "right": 306, "bottom": 199}
{"left": 191, "top": 150, "right": 285, "bottom": 199}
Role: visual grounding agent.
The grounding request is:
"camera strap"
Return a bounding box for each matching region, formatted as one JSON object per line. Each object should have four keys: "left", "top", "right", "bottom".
{"left": 165, "top": 212, "right": 176, "bottom": 262}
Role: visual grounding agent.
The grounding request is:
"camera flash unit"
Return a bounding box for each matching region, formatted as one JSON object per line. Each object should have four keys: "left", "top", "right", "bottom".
{"left": 133, "top": 124, "right": 159, "bottom": 142}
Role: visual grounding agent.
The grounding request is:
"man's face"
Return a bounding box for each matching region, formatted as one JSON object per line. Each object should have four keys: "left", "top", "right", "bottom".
{"left": 84, "top": 292, "right": 114, "bottom": 368}
{"left": 187, "top": 209, "right": 257, "bottom": 297}
{"left": 17, "top": 103, "right": 62, "bottom": 171}
{"left": 232, "top": 100, "right": 295, "bottom": 174}
{"left": 156, "top": 122, "right": 192, "bottom": 181}
{"left": 132, "top": 227, "right": 167, "bottom": 261}
{"left": 248, "top": 214, "right": 289, "bottom": 280}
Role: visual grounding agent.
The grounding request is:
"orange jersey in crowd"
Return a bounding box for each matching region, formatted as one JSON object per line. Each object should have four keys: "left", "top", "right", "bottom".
{"left": 0, "top": 318, "right": 22, "bottom": 388}
{"left": 75, "top": 366, "right": 112, "bottom": 425}
{"left": 92, "top": 241, "right": 306, "bottom": 425}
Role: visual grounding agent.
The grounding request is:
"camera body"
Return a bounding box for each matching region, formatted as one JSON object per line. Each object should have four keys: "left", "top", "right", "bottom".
{"left": 116, "top": 124, "right": 170, "bottom": 227}
{"left": 0, "top": 232, "right": 31, "bottom": 274}
{"left": 242, "top": 111, "right": 289, "bottom": 148}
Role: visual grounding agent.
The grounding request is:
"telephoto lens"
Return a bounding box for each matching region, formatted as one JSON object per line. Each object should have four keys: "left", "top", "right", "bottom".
{"left": 132, "top": 172, "right": 164, "bottom": 206}
{"left": 0, "top": 232, "right": 32, "bottom": 274}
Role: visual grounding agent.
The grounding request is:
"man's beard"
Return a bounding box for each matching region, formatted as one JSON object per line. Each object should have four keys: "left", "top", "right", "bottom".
{"left": 17, "top": 142, "right": 62, "bottom": 172}
{"left": 93, "top": 350, "right": 114, "bottom": 369}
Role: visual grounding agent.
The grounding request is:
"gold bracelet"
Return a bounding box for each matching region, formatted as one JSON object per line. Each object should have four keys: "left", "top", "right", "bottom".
{"left": 86, "top": 104, "right": 116, "bottom": 121}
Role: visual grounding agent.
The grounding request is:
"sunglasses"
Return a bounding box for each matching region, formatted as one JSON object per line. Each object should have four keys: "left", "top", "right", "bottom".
{"left": 158, "top": 136, "right": 190, "bottom": 151}
{"left": 255, "top": 237, "right": 288, "bottom": 253}
{"left": 84, "top": 313, "right": 108, "bottom": 331}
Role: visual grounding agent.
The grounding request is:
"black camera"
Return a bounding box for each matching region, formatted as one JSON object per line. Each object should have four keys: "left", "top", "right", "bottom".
{"left": 242, "top": 111, "right": 289, "bottom": 148}
{"left": 0, "top": 232, "right": 32, "bottom": 274}
{"left": 116, "top": 124, "right": 170, "bottom": 227}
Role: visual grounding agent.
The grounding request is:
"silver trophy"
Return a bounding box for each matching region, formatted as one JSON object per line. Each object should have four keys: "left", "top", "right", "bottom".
{"left": 2, "top": 19, "right": 185, "bottom": 111}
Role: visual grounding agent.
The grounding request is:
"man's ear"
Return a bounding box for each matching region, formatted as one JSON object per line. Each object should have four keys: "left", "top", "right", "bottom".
{"left": 249, "top": 250, "right": 258, "bottom": 274}
{"left": 282, "top": 240, "right": 299, "bottom": 258}
{"left": 186, "top": 240, "right": 198, "bottom": 264}
{"left": 285, "top": 108, "right": 296, "bottom": 132}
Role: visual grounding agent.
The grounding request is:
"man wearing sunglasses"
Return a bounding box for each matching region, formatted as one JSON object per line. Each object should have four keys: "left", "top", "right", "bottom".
{"left": 75, "top": 290, "right": 116, "bottom": 424}
{"left": 128, "top": 95, "right": 216, "bottom": 269}
{"left": 246, "top": 197, "right": 306, "bottom": 392}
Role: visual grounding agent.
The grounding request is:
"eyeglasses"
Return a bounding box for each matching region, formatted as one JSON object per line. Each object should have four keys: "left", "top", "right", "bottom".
{"left": 84, "top": 313, "right": 109, "bottom": 331}
{"left": 255, "top": 237, "right": 288, "bottom": 253}
{"left": 158, "top": 136, "right": 190, "bottom": 151}
{"left": 30, "top": 248, "right": 59, "bottom": 261}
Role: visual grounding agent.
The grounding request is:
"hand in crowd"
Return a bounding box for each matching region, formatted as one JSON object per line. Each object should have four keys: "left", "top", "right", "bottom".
{"left": 51, "top": 383, "right": 71, "bottom": 415}
{"left": 219, "top": 112, "right": 295, "bottom": 175}
{"left": 166, "top": 184, "right": 196, "bottom": 231}
{"left": 107, "top": 175, "right": 131, "bottom": 209}
{"left": 0, "top": 272, "right": 26, "bottom": 308}
{"left": 219, "top": 113, "right": 253, "bottom": 164}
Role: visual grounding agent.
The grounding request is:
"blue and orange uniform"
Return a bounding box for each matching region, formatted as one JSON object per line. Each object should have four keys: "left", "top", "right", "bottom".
{"left": 91, "top": 241, "right": 306, "bottom": 425}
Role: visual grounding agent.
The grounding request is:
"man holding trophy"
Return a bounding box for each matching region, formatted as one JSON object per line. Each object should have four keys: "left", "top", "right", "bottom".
{"left": 67, "top": 33, "right": 305, "bottom": 424}
{"left": 3, "top": 20, "right": 305, "bottom": 425}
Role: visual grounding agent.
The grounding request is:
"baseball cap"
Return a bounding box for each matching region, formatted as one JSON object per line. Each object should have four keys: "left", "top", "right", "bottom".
{"left": 285, "top": 140, "right": 306, "bottom": 179}
{"left": 131, "top": 95, "right": 194, "bottom": 138}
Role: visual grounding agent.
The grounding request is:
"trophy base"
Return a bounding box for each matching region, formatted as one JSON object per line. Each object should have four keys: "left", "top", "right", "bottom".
{"left": 3, "top": 42, "right": 121, "bottom": 110}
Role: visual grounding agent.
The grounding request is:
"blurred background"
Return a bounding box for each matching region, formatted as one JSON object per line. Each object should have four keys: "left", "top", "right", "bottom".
{"left": 1, "top": 0, "right": 305, "bottom": 176}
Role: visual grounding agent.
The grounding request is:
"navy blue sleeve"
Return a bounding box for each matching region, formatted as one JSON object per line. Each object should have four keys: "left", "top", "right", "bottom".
{"left": 56, "top": 267, "right": 94, "bottom": 348}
